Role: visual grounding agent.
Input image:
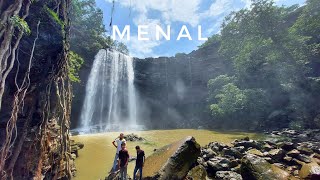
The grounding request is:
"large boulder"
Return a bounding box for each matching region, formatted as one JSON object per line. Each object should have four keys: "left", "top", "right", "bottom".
{"left": 299, "top": 162, "right": 320, "bottom": 180}
{"left": 143, "top": 136, "right": 201, "bottom": 179}
{"left": 241, "top": 154, "right": 291, "bottom": 180}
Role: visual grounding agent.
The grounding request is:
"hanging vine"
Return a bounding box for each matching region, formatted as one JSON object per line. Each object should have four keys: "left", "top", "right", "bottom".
{"left": 0, "top": 0, "right": 31, "bottom": 111}
{"left": 0, "top": 0, "right": 73, "bottom": 179}
{"left": 0, "top": 12, "right": 36, "bottom": 180}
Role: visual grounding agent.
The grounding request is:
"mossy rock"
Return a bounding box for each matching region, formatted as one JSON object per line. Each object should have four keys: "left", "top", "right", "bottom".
{"left": 186, "top": 165, "right": 207, "bottom": 180}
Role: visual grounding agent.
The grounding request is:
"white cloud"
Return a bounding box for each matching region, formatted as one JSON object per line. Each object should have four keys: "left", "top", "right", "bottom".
{"left": 106, "top": 0, "right": 202, "bottom": 26}
{"left": 105, "top": 0, "right": 254, "bottom": 57}
{"left": 123, "top": 36, "right": 162, "bottom": 58}
{"left": 106, "top": 0, "right": 203, "bottom": 57}
{"left": 202, "top": 0, "right": 233, "bottom": 17}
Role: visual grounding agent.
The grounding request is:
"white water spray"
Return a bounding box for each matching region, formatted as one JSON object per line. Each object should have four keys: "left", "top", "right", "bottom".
{"left": 79, "top": 49, "right": 139, "bottom": 132}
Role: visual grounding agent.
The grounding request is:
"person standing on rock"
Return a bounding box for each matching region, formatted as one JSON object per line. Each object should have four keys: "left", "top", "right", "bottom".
{"left": 111, "top": 133, "right": 126, "bottom": 172}
{"left": 118, "top": 142, "right": 129, "bottom": 180}
{"left": 133, "top": 145, "right": 145, "bottom": 180}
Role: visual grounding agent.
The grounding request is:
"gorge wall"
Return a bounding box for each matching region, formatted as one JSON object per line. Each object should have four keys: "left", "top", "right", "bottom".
{"left": 0, "top": 1, "right": 73, "bottom": 179}
{"left": 71, "top": 42, "right": 232, "bottom": 129}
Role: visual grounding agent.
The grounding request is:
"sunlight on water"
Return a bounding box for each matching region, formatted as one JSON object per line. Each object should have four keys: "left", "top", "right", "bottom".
{"left": 72, "top": 129, "right": 261, "bottom": 180}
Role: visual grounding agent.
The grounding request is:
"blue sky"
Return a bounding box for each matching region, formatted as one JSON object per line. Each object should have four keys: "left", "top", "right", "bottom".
{"left": 97, "top": 0, "right": 305, "bottom": 58}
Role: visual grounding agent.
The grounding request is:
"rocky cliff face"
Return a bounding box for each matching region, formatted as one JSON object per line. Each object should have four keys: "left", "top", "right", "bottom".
{"left": 71, "top": 42, "right": 231, "bottom": 129}
{"left": 0, "top": 0, "right": 73, "bottom": 179}
{"left": 133, "top": 42, "right": 231, "bottom": 129}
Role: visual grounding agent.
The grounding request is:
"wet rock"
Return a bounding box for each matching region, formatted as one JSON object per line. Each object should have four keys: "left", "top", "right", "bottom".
{"left": 268, "top": 149, "right": 285, "bottom": 161}
{"left": 241, "top": 154, "right": 291, "bottom": 180}
{"left": 287, "top": 149, "right": 300, "bottom": 158}
{"left": 207, "top": 157, "right": 232, "bottom": 174}
{"left": 299, "top": 162, "right": 320, "bottom": 179}
{"left": 292, "top": 158, "right": 304, "bottom": 167}
{"left": 222, "top": 147, "right": 243, "bottom": 159}
{"left": 283, "top": 156, "right": 293, "bottom": 164}
{"left": 143, "top": 136, "right": 200, "bottom": 179}
{"left": 283, "top": 129, "right": 299, "bottom": 136}
{"left": 202, "top": 148, "right": 218, "bottom": 160}
{"left": 296, "top": 154, "right": 312, "bottom": 163}
{"left": 207, "top": 142, "right": 228, "bottom": 152}
{"left": 234, "top": 146, "right": 246, "bottom": 153}
{"left": 124, "top": 133, "right": 145, "bottom": 141}
{"left": 234, "top": 140, "right": 260, "bottom": 150}
{"left": 247, "top": 149, "right": 264, "bottom": 157}
{"left": 262, "top": 143, "right": 274, "bottom": 151}
{"left": 215, "top": 171, "right": 243, "bottom": 180}
{"left": 280, "top": 142, "right": 295, "bottom": 151}
{"left": 297, "top": 146, "right": 314, "bottom": 156}
{"left": 186, "top": 165, "right": 207, "bottom": 180}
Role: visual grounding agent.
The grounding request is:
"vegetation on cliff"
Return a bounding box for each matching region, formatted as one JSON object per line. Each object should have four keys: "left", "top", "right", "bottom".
{"left": 203, "top": 0, "right": 320, "bottom": 130}
{"left": 0, "top": 0, "right": 74, "bottom": 179}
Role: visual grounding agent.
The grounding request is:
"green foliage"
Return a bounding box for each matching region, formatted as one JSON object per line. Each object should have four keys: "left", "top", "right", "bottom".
{"left": 70, "top": 0, "right": 129, "bottom": 76}
{"left": 207, "top": 75, "right": 235, "bottom": 102}
{"left": 198, "top": 34, "right": 221, "bottom": 49}
{"left": 175, "top": 52, "right": 187, "bottom": 57}
{"left": 45, "top": 6, "right": 64, "bottom": 28}
{"left": 114, "top": 41, "right": 129, "bottom": 54}
{"left": 68, "top": 51, "right": 84, "bottom": 83}
{"left": 210, "top": 83, "right": 247, "bottom": 118}
{"left": 206, "top": 0, "right": 320, "bottom": 129}
{"left": 10, "top": 15, "right": 31, "bottom": 34}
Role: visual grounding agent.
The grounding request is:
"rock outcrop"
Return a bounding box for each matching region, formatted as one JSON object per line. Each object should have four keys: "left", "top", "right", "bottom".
{"left": 0, "top": 1, "right": 73, "bottom": 179}
{"left": 143, "top": 136, "right": 201, "bottom": 179}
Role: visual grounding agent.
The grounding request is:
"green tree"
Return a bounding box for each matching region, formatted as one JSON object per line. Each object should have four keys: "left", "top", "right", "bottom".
{"left": 68, "top": 51, "right": 84, "bottom": 83}
{"left": 205, "top": 0, "right": 320, "bottom": 129}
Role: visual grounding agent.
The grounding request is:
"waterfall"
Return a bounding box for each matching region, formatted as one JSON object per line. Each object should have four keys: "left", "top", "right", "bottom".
{"left": 79, "top": 49, "right": 138, "bottom": 132}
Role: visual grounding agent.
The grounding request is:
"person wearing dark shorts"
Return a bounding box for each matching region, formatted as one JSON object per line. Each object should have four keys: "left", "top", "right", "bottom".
{"left": 118, "top": 142, "right": 129, "bottom": 180}
{"left": 133, "top": 146, "right": 145, "bottom": 180}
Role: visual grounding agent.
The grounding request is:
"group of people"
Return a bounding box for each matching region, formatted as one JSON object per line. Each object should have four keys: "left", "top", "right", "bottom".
{"left": 111, "top": 133, "right": 145, "bottom": 180}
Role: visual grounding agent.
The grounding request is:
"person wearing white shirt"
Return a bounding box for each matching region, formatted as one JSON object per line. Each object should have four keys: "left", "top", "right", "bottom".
{"left": 111, "top": 133, "right": 126, "bottom": 172}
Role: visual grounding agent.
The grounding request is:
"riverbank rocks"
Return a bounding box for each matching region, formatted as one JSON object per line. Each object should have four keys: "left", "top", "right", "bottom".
{"left": 143, "top": 136, "right": 200, "bottom": 179}
{"left": 124, "top": 133, "right": 145, "bottom": 141}
{"left": 241, "top": 154, "right": 291, "bottom": 180}
{"left": 195, "top": 129, "right": 320, "bottom": 180}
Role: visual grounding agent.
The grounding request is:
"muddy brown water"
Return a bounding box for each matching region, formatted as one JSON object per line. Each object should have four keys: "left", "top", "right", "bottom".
{"left": 72, "top": 129, "right": 261, "bottom": 180}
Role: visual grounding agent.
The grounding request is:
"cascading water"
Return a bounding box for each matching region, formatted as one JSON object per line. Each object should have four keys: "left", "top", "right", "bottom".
{"left": 79, "top": 49, "right": 139, "bottom": 133}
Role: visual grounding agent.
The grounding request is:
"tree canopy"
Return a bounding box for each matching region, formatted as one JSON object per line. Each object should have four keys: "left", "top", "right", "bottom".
{"left": 203, "top": 0, "right": 320, "bottom": 130}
